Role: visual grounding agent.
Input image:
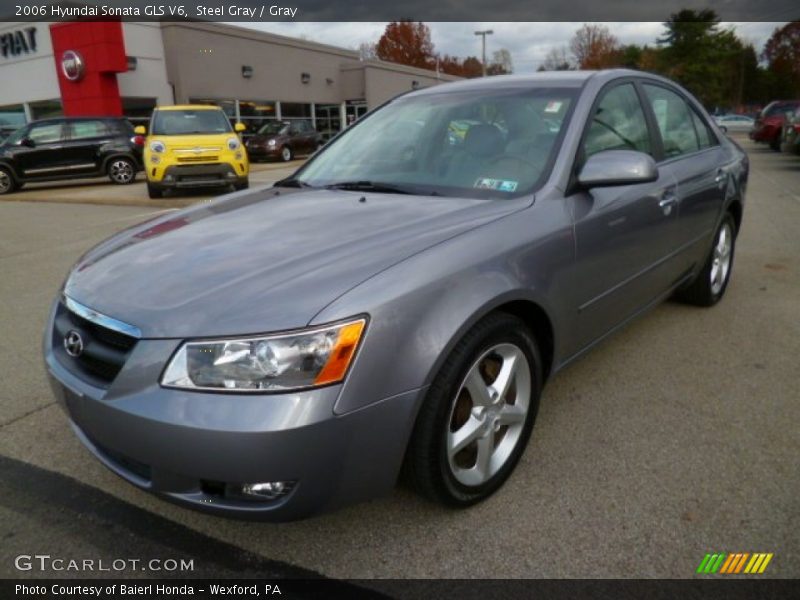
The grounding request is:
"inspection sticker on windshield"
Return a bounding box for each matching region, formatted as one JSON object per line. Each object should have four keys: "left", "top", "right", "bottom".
{"left": 475, "top": 178, "right": 518, "bottom": 192}
{"left": 544, "top": 101, "right": 563, "bottom": 113}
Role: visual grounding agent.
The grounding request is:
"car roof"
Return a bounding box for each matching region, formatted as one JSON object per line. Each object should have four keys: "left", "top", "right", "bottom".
{"left": 154, "top": 105, "right": 222, "bottom": 111}
{"left": 406, "top": 69, "right": 677, "bottom": 97}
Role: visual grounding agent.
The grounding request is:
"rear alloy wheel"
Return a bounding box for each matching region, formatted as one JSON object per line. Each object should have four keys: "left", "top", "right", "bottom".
{"left": 675, "top": 213, "right": 736, "bottom": 307}
{"left": 281, "top": 146, "right": 293, "bottom": 162}
{"left": 405, "top": 313, "right": 542, "bottom": 506}
{"left": 108, "top": 158, "right": 136, "bottom": 184}
{"left": 0, "top": 167, "right": 15, "bottom": 195}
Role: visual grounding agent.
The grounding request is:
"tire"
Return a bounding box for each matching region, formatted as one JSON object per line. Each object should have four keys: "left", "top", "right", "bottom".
{"left": 147, "top": 182, "right": 163, "bottom": 199}
{"left": 0, "top": 166, "right": 15, "bottom": 195}
{"left": 280, "top": 146, "right": 292, "bottom": 162}
{"left": 107, "top": 157, "right": 136, "bottom": 185}
{"left": 674, "top": 212, "right": 736, "bottom": 307}
{"left": 404, "top": 313, "right": 542, "bottom": 507}
{"left": 233, "top": 178, "right": 249, "bottom": 191}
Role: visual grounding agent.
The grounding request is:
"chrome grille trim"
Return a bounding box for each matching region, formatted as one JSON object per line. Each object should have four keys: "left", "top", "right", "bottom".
{"left": 63, "top": 295, "right": 142, "bottom": 339}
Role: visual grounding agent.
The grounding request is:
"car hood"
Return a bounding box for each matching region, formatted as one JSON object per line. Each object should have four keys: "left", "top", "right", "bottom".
{"left": 64, "top": 189, "right": 528, "bottom": 338}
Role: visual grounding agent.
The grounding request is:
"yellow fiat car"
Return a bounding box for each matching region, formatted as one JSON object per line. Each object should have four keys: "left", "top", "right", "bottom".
{"left": 135, "top": 105, "right": 249, "bottom": 199}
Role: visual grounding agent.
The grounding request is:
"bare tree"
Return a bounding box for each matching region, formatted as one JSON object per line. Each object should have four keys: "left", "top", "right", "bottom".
{"left": 570, "top": 24, "right": 620, "bottom": 69}
{"left": 487, "top": 48, "right": 514, "bottom": 75}
{"left": 539, "top": 46, "right": 574, "bottom": 71}
{"left": 358, "top": 42, "right": 377, "bottom": 61}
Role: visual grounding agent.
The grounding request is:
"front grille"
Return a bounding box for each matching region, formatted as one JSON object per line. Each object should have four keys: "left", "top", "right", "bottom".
{"left": 53, "top": 301, "right": 137, "bottom": 387}
{"left": 176, "top": 155, "right": 219, "bottom": 163}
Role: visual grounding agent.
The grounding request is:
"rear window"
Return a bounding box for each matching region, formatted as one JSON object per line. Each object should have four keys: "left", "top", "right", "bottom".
{"left": 151, "top": 109, "right": 232, "bottom": 135}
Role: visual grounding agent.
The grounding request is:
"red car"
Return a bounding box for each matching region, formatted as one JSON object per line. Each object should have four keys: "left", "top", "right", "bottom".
{"left": 750, "top": 100, "right": 800, "bottom": 150}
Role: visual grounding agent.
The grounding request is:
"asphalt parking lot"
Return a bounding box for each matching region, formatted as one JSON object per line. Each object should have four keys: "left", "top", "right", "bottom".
{"left": 0, "top": 160, "right": 302, "bottom": 208}
{"left": 0, "top": 136, "right": 798, "bottom": 580}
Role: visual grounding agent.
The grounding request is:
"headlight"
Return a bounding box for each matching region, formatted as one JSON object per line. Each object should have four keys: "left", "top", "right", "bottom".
{"left": 267, "top": 139, "right": 277, "bottom": 146}
{"left": 227, "top": 137, "right": 240, "bottom": 150}
{"left": 150, "top": 140, "right": 165, "bottom": 153}
{"left": 161, "top": 318, "right": 366, "bottom": 392}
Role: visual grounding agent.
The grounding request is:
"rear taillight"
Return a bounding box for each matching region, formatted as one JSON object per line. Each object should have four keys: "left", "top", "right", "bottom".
{"left": 794, "top": 124, "right": 800, "bottom": 133}
{"left": 131, "top": 135, "right": 145, "bottom": 146}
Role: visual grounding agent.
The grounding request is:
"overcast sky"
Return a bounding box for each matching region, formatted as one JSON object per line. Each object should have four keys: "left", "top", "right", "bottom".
{"left": 236, "top": 22, "right": 785, "bottom": 72}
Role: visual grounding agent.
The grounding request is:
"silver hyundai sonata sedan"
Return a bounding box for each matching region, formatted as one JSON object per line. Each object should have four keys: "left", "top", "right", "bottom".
{"left": 44, "top": 70, "right": 747, "bottom": 520}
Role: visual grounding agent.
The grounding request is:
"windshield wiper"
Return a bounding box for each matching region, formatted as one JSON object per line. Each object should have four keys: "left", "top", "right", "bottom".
{"left": 325, "top": 181, "right": 412, "bottom": 194}
{"left": 273, "top": 177, "right": 313, "bottom": 188}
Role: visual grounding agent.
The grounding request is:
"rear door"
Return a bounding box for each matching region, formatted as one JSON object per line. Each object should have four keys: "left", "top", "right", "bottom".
{"left": 564, "top": 81, "right": 681, "bottom": 353}
{"left": 641, "top": 83, "right": 727, "bottom": 275}
{"left": 63, "top": 119, "right": 115, "bottom": 176}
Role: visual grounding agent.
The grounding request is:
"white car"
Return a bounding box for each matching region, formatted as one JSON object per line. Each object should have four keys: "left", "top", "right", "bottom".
{"left": 714, "top": 114, "right": 755, "bottom": 133}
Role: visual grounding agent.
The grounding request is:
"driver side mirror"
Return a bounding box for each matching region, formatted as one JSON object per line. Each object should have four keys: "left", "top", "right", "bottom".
{"left": 234, "top": 123, "right": 246, "bottom": 133}
{"left": 578, "top": 150, "right": 658, "bottom": 187}
{"left": 20, "top": 137, "right": 35, "bottom": 148}
{"left": 134, "top": 125, "right": 146, "bottom": 135}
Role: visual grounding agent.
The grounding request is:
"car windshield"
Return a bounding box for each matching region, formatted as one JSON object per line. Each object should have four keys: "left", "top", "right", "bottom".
{"left": 151, "top": 109, "right": 232, "bottom": 135}
{"left": 293, "top": 87, "right": 576, "bottom": 199}
{"left": 258, "top": 121, "right": 290, "bottom": 135}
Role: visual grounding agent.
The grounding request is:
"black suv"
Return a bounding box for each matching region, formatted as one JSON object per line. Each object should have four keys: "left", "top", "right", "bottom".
{"left": 0, "top": 117, "right": 143, "bottom": 195}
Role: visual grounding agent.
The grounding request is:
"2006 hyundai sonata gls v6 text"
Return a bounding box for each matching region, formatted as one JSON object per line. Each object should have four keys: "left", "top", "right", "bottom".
{"left": 45, "top": 70, "right": 747, "bottom": 520}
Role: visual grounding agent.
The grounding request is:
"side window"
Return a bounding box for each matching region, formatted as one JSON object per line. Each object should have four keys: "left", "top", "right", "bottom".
{"left": 27, "top": 122, "right": 62, "bottom": 144}
{"left": 70, "top": 120, "right": 109, "bottom": 140}
{"left": 643, "top": 84, "right": 700, "bottom": 158}
{"left": 690, "top": 110, "right": 715, "bottom": 149}
{"left": 583, "top": 83, "right": 651, "bottom": 158}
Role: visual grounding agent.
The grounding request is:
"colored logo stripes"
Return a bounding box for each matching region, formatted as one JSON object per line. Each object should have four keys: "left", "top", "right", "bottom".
{"left": 696, "top": 553, "right": 773, "bottom": 574}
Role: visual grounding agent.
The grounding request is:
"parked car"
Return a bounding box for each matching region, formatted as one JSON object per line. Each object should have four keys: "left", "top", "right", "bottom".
{"left": 135, "top": 105, "right": 249, "bottom": 199}
{"left": 750, "top": 100, "right": 800, "bottom": 150}
{"left": 45, "top": 70, "right": 747, "bottom": 520}
{"left": 0, "top": 117, "right": 143, "bottom": 195}
{"left": 779, "top": 107, "right": 800, "bottom": 155}
{"left": 713, "top": 114, "right": 755, "bottom": 133}
{"left": 245, "top": 119, "right": 322, "bottom": 162}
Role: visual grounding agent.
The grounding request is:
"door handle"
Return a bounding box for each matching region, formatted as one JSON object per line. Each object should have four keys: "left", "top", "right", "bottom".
{"left": 658, "top": 189, "right": 678, "bottom": 216}
{"left": 714, "top": 169, "right": 725, "bottom": 185}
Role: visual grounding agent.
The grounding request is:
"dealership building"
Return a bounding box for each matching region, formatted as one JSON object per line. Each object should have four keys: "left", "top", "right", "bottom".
{"left": 0, "top": 20, "right": 458, "bottom": 138}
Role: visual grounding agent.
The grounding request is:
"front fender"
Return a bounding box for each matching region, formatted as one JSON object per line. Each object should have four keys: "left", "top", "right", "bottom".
{"left": 311, "top": 198, "right": 574, "bottom": 416}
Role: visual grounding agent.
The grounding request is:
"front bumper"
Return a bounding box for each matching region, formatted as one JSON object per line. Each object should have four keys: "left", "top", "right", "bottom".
{"left": 44, "top": 303, "right": 422, "bottom": 520}
{"left": 149, "top": 163, "right": 248, "bottom": 189}
{"left": 246, "top": 145, "right": 281, "bottom": 159}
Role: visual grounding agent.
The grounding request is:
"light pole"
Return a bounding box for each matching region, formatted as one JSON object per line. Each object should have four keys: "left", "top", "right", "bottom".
{"left": 474, "top": 29, "right": 494, "bottom": 77}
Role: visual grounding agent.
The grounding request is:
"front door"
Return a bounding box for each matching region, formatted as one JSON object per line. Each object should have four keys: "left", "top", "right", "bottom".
{"left": 14, "top": 121, "right": 67, "bottom": 179}
{"left": 563, "top": 82, "right": 681, "bottom": 355}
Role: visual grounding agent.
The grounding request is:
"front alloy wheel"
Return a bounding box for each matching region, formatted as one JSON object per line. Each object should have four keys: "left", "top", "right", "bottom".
{"left": 447, "top": 344, "right": 531, "bottom": 487}
{"left": 108, "top": 158, "right": 136, "bottom": 184}
{"left": 405, "top": 313, "right": 542, "bottom": 506}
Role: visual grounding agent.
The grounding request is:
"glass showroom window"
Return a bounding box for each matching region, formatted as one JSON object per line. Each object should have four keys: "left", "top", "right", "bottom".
{"left": 0, "top": 104, "right": 27, "bottom": 140}
{"left": 28, "top": 99, "right": 63, "bottom": 121}
{"left": 238, "top": 100, "right": 278, "bottom": 138}
{"left": 281, "top": 102, "right": 313, "bottom": 130}
{"left": 123, "top": 97, "right": 157, "bottom": 127}
{"left": 315, "top": 103, "right": 342, "bottom": 141}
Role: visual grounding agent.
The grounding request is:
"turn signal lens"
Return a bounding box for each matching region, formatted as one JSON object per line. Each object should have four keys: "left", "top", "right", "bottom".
{"left": 314, "top": 320, "right": 365, "bottom": 385}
